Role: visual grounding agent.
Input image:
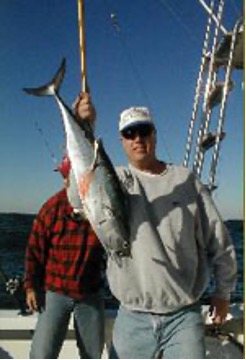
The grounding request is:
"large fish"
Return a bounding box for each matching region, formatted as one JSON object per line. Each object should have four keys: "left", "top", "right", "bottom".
{"left": 24, "top": 59, "right": 130, "bottom": 257}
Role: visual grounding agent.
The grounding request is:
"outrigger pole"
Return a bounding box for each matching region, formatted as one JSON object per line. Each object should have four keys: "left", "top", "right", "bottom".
{"left": 77, "top": 0, "right": 87, "bottom": 92}
{"left": 199, "top": 0, "right": 228, "bottom": 35}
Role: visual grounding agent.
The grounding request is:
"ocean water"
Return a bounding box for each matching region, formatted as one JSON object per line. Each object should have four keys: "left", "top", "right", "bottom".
{"left": 0, "top": 213, "right": 243, "bottom": 309}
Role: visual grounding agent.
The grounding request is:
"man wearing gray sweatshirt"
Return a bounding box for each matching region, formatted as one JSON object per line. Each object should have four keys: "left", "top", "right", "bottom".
{"left": 75, "top": 94, "right": 237, "bottom": 359}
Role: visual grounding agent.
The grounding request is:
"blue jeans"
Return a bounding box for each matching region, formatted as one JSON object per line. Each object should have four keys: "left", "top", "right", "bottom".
{"left": 110, "top": 304, "right": 206, "bottom": 359}
{"left": 30, "top": 291, "right": 105, "bottom": 359}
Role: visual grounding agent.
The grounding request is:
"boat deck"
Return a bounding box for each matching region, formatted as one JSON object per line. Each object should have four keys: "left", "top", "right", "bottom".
{"left": 0, "top": 306, "right": 243, "bottom": 359}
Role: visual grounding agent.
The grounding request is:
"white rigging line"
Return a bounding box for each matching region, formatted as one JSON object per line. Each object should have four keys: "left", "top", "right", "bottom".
{"left": 229, "top": 0, "right": 243, "bottom": 16}
{"left": 199, "top": 0, "right": 228, "bottom": 34}
{"left": 155, "top": 0, "right": 201, "bottom": 46}
{"left": 109, "top": 13, "right": 152, "bottom": 109}
{"left": 103, "top": 0, "right": 173, "bottom": 162}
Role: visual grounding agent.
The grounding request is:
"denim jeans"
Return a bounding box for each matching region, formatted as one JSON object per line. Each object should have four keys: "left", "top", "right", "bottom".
{"left": 110, "top": 303, "right": 206, "bottom": 359}
{"left": 30, "top": 290, "right": 105, "bottom": 359}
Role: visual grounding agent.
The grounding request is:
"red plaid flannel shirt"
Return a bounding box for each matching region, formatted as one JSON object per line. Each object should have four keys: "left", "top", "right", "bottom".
{"left": 24, "top": 189, "right": 105, "bottom": 299}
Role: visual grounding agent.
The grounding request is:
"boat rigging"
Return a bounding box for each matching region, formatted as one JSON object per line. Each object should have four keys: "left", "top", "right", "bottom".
{"left": 30, "top": 0, "right": 243, "bottom": 192}
{"left": 183, "top": 0, "right": 243, "bottom": 191}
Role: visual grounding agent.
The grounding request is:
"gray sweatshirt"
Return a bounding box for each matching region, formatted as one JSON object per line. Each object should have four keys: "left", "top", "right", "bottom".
{"left": 106, "top": 164, "right": 237, "bottom": 314}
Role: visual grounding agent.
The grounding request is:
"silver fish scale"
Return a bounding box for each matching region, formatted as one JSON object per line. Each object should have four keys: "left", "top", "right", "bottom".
{"left": 24, "top": 58, "right": 130, "bottom": 257}
{"left": 55, "top": 94, "right": 130, "bottom": 256}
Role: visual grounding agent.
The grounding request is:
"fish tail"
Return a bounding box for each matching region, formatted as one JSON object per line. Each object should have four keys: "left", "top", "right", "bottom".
{"left": 23, "top": 58, "right": 66, "bottom": 97}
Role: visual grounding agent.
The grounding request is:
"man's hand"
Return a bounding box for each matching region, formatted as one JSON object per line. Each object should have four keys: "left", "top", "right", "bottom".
{"left": 209, "top": 296, "right": 230, "bottom": 325}
{"left": 73, "top": 92, "right": 96, "bottom": 125}
{"left": 26, "top": 288, "right": 38, "bottom": 312}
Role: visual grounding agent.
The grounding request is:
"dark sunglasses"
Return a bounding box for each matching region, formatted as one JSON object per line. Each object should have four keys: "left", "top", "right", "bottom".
{"left": 121, "top": 124, "right": 154, "bottom": 140}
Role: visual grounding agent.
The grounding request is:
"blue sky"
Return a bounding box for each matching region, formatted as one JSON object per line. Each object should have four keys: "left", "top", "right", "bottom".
{"left": 0, "top": 0, "right": 243, "bottom": 219}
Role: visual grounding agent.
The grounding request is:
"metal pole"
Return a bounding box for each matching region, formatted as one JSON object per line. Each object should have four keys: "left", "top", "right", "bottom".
{"left": 77, "top": 0, "right": 87, "bottom": 92}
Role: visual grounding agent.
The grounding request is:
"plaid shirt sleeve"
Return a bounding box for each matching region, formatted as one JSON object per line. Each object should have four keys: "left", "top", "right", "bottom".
{"left": 24, "top": 199, "right": 55, "bottom": 291}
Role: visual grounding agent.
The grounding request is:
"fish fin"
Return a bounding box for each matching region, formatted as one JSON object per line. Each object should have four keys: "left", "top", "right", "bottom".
{"left": 91, "top": 139, "right": 102, "bottom": 171}
{"left": 23, "top": 58, "right": 66, "bottom": 97}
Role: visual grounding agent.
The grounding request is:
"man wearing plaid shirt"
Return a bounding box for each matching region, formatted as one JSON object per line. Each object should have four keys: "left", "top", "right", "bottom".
{"left": 24, "top": 156, "right": 106, "bottom": 359}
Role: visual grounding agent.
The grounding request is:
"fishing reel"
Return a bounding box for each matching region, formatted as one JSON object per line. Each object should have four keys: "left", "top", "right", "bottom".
{"left": 5, "top": 275, "right": 23, "bottom": 296}
{"left": 5, "top": 275, "right": 31, "bottom": 316}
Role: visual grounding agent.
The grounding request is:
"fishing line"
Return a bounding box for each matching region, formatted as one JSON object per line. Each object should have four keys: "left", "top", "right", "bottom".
{"left": 33, "top": 117, "right": 59, "bottom": 167}
{"left": 103, "top": 0, "right": 173, "bottom": 162}
{"left": 155, "top": 0, "right": 201, "bottom": 46}
{"left": 229, "top": 0, "right": 243, "bottom": 17}
{"left": 104, "top": 0, "right": 152, "bottom": 108}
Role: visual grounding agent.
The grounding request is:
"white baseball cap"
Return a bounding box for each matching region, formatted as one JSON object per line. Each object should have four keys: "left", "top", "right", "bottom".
{"left": 119, "top": 107, "right": 154, "bottom": 132}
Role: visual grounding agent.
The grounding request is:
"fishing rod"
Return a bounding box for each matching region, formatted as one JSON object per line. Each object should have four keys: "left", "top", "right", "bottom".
{"left": 29, "top": 1, "right": 88, "bottom": 179}
{"left": 77, "top": 0, "right": 88, "bottom": 92}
